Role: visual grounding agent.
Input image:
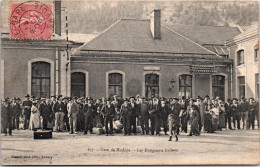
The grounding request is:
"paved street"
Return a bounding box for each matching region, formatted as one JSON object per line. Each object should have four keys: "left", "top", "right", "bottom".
{"left": 1, "top": 129, "right": 260, "bottom": 165}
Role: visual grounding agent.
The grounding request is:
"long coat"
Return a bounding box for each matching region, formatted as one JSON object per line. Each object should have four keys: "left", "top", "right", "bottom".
{"left": 187, "top": 105, "right": 200, "bottom": 136}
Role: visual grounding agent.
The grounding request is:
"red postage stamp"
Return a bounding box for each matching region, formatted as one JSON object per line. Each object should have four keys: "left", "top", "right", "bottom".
{"left": 10, "top": 1, "right": 53, "bottom": 40}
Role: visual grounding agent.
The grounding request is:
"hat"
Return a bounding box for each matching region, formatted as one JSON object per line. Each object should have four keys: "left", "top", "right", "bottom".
{"left": 196, "top": 96, "right": 202, "bottom": 100}
{"left": 57, "top": 95, "right": 63, "bottom": 100}
{"left": 216, "top": 96, "right": 220, "bottom": 99}
{"left": 241, "top": 96, "right": 246, "bottom": 100}
{"left": 249, "top": 97, "right": 255, "bottom": 101}
{"left": 123, "top": 98, "right": 129, "bottom": 102}
{"left": 12, "top": 97, "right": 17, "bottom": 100}
{"left": 227, "top": 98, "right": 232, "bottom": 102}
{"left": 130, "top": 96, "right": 135, "bottom": 99}
{"left": 51, "top": 95, "right": 56, "bottom": 98}
{"left": 17, "top": 98, "right": 21, "bottom": 101}
{"left": 73, "top": 96, "right": 78, "bottom": 100}
{"left": 136, "top": 94, "right": 140, "bottom": 98}
{"left": 25, "top": 94, "right": 30, "bottom": 97}
{"left": 141, "top": 97, "right": 146, "bottom": 99}
{"left": 188, "top": 98, "right": 195, "bottom": 102}
{"left": 205, "top": 95, "right": 210, "bottom": 98}
{"left": 31, "top": 96, "right": 36, "bottom": 99}
{"left": 181, "top": 96, "right": 186, "bottom": 100}
{"left": 161, "top": 97, "right": 166, "bottom": 101}
{"left": 3, "top": 98, "right": 9, "bottom": 102}
{"left": 36, "top": 97, "right": 41, "bottom": 100}
{"left": 173, "top": 97, "right": 179, "bottom": 101}
{"left": 41, "top": 97, "right": 46, "bottom": 100}
{"left": 233, "top": 98, "right": 238, "bottom": 101}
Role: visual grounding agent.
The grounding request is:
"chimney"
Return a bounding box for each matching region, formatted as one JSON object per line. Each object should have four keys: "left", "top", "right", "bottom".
{"left": 54, "top": 1, "right": 61, "bottom": 36}
{"left": 150, "top": 9, "right": 161, "bottom": 39}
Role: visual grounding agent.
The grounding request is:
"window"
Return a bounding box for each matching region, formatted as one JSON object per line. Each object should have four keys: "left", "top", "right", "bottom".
{"left": 179, "top": 75, "right": 192, "bottom": 98}
{"left": 71, "top": 72, "right": 85, "bottom": 98}
{"left": 254, "top": 47, "right": 259, "bottom": 62}
{"left": 145, "top": 74, "right": 159, "bottom": 98}
{"left": 108, "top": 73, "right": 123, "bottom": 99}
{"left": 212, "top": 75, "right": 225, "bottom": 100}
{"left": 237, "top": 50, "right": 244, "bottom": 66}
{"left": 238, "top": 76, "right": 245, "bottom": 98}
{"left": 256, "top": 74, "right": 259, "bottom": 98}
{"left": 31, "top": 62, "right": 50, "bottom": 98}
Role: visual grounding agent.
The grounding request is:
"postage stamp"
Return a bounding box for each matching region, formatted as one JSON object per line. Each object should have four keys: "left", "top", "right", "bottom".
{"left": 10, "top": 1, "right": 53, "bottom": 40}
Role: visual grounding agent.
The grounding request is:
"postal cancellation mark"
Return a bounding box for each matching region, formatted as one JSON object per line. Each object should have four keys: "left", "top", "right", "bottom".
{"left": 10, "top": 1, "right": 53, "bottom": 40}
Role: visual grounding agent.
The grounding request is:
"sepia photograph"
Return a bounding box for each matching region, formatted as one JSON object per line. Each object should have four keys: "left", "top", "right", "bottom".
{"left": 1, "top": 0, "right": 260, "bottom": 165}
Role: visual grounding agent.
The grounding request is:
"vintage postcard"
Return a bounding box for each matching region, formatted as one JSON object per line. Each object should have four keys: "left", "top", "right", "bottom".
{"left": 1, "top": 0, "right": 259, "bottom": 165}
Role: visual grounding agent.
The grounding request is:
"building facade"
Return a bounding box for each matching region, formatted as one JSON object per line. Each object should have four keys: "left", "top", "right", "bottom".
{"left": 226, "top": 24, "right": 259, "bottom": 99}
{"left": 2, "top": 8, "right": 258, "bottom": 101}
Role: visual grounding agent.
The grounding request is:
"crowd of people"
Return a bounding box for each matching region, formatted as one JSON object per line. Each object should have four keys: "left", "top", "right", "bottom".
{"left": 1, "top": 93, "right": 259, "bottom": 141}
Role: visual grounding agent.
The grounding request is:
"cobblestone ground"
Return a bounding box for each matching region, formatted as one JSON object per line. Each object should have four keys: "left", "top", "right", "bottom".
{"left": 1, "top": 129, "right": 260, "bottom": 165}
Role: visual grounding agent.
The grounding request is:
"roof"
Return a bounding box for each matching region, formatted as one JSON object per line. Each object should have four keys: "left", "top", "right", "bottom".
{"left": 73, "top": 19, "right": 218, "bottom": 56}
{"left": 166, "top": 24, "right": 241, "bottom": 45}
{"left": 61, "top": 33, "right": 97, "bottom": 43}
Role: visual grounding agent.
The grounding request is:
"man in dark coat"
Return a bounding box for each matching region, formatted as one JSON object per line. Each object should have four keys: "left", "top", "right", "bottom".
{"left": 240, "top": 97, "right": 249, "bottom": 129}
{"left": 224, "top": 99, "right": 233, "bottom": 130}
{"left": 39, "top": 98, "right": 48, "bottom": 130}
{"left": 2, "top": 98, "right": 13, "bottom": 136}
{"left": 11, "top": 98, "right": 21, "bottom": 130}
{"left": 120, "top": 99, "right": 132, "bottom": 136}
{"left": 149, "top": 96, "right": 161, "bottom": 136}
{"left": 101, "top": 100, "right": 115, "bottom": 136}
{"left": 83, "top": 98, "right": 96, "bottom": 135}
{"left": 22, "top": 94, "right": 32, "bottom": 130}
{"left": 129, "top": 97, "right": 137, "bottom": 135}
{"left": 53, "top": 95, "right": 65, "bottom": 132}
{"left": 248, "top": 98, "right": 256, "bottom": 130}
{"left": 168, "top": 97, "right": 181, "bottom": 141}
{"left": 62, "top": 97, "right": 70, "bottom": 131}
{"left": 160, "top": 98, "right": 169, "bottom": 135}
{"left": 231, "top": 98, "right": 240, "bottom": 129}
{"left": 139, "top": 97, "right": 149, "bottom": 135}
{"left": 256, "top": 99, "right": 259, "bottom": 129}
{"left": 180, "top": 97, "right": 188, "bottom": 133}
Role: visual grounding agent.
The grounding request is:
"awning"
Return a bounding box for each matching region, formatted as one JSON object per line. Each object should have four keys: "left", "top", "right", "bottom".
{"left": 191, "top": 65, "right": 217, "bottom": 74}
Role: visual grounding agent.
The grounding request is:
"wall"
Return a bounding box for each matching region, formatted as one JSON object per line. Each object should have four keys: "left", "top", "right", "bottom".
{"left": 1, "top": 46, "right": 57, "bottom": 99}
{"left": 71, "top": 61, "right": 230, "bottom": 99}
{"left": 230, "top": 38, "right": 259, "bottom": 99}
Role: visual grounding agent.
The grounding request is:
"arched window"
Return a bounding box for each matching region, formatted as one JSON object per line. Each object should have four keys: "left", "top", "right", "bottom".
{"left": 212, "top": 75, "right": 225, "bottom": 100}
{"left": 145, "top": 74, "right": 159, "bottom": 98}
{"left": 237, "top": 50, "right": 244, "bottom": 66}
{"left": 31, "top": 62, "right": 50, "bottom": 98}
{"left": 71, "top": 72, "right": 86, "bottom": 98}
{"left": 108, "top": 73, "right": 123, "bottom": 99}
{"left": 179, "top": 74, "right": 192, "bottom": 98}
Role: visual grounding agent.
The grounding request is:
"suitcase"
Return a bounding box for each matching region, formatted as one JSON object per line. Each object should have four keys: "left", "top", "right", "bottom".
{"left": 33, "top": 130, "right": 52, "bottom": 139}
{"left": 92, "top": 127, "right": 104, "bottom": 135}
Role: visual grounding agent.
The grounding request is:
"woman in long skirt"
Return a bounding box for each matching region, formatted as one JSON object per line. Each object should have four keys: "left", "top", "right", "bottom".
{"left": 29, "top": 101, "right": 41, "bottom": 131}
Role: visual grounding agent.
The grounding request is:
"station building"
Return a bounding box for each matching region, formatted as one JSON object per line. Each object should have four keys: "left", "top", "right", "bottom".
{"left": 1, "top": 5, "right": 258, "bottom": 101}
